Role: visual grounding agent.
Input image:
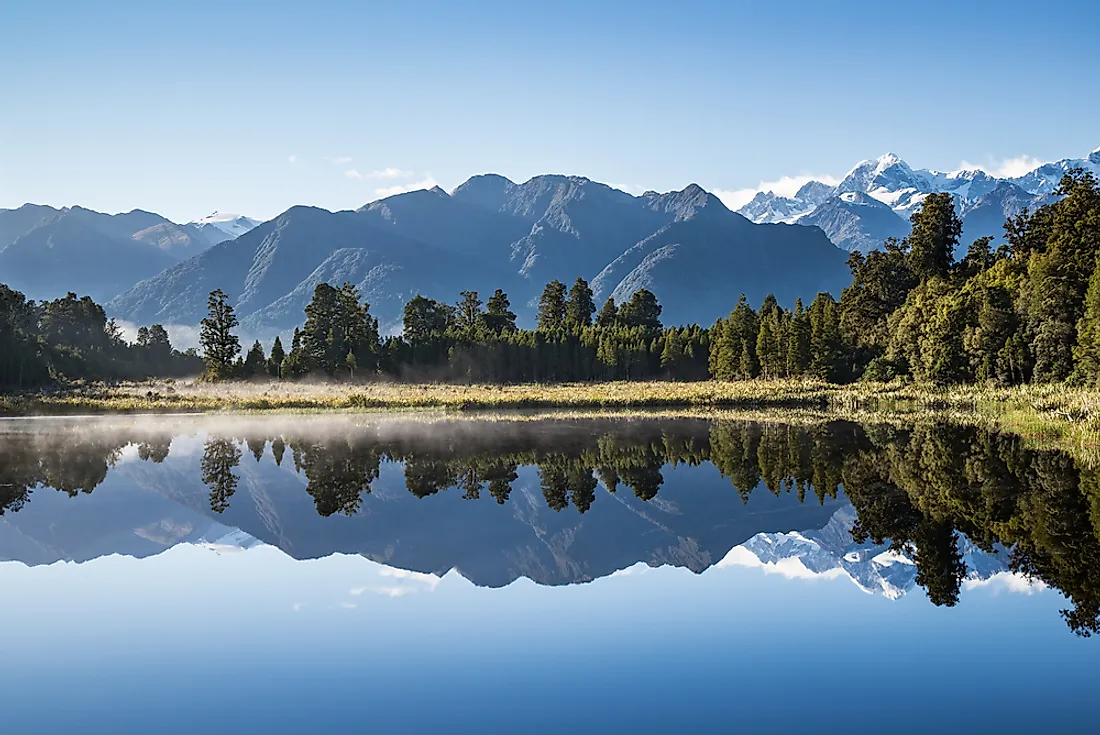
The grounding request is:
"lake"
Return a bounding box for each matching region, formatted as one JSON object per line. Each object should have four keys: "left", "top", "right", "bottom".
{"left": 1, "top": 414, "right": 1098, "bottom": 733}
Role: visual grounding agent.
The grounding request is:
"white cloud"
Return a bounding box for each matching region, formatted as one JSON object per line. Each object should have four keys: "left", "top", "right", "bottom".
{"left": 287, "top": 154, "right": 298, "bottom": 164}
{"left": 374, "top": 175, "right": 439, "bottom": 198}
{"left": 366, "top": 167, "right": 414, "bottom": 180}
{"left": 957, "top": 155, "right": 1048, "bottom": 179}
{"left": 345, "top": 169, "right": 364, "bottom": 179}
{"left": 962, "top": 571, "right": 1046, "bottom": 595}
{"left": 326, "top": 156, "right": 353, "bottom": 165}
{"left": 714, "top": 173, "right": 842, "bottom": 211}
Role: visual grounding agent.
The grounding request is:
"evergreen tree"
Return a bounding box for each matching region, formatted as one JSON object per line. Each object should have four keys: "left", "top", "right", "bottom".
{"left": 484, "top": 289, "right": 517, "bottom": 334}
{"left": 244, "top": 340, "right": 266, "bottom": 376}
{"left": 565, "top": 278, "right": 596, "bottom": 329}
{"left": 199, "top": 289, "right": 241, "bottom": 380}
{"left": 907, "top": 192, "right": 961, "bottom": 282}
{"left": 268, "top": 336, "right": 285, "bottom": 378}
{"left": 618, "top": 289, "right": 662, "bottom": 330}
{"left": 456, "top": 290, "right": 483, "bottom": 334}
{"left": 595, "top": 298, "right": 618, "bottom": 328}
{"left": 537, "top": 280, "right": 567, "bottom": 331}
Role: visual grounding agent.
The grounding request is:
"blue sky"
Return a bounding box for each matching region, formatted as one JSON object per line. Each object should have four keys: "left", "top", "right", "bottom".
{"left": 2, "top": 0, "right": 1098, "bottom": 222}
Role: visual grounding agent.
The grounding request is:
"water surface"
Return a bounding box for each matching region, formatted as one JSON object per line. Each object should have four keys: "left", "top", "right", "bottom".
{"left": 1, "top": 415, "right": 1098, "bottom": 733}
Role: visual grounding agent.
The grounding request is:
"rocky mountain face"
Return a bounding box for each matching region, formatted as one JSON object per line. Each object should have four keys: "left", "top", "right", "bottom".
{"left": 736, "top": 146, "right": 1098, "bottom": 252}
{"left": 108, "top": 176, "right": 851, "bottom": 335}
{"left": 0, "top": 204, "right": 260, "bottom": 302}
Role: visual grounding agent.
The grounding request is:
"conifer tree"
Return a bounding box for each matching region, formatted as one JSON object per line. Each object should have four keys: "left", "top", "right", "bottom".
{"left": 907, "top": 192, "right": 961, "bottom": 282}
{"left": 565, "top": 278, "right": 596, "bottom": 329}
{"left": 484, "top": 289, "right": 517, "bottom": 334}
{"left": 268, "top": 336, "right": 285, "bottom": 378}
{"left": 244, "top": 340, "right": 266, "bottom": 376}
{"left": 537, "top": 280, "right": 567, "bottom": 331}
{"left": 199, "top": 289, "right": 240, "bottom": 380}
{"left": 595, "top": 298, "right": 618, "bottom": 328}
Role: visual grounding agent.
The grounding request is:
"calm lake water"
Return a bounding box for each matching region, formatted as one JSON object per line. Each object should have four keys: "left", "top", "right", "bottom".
{"left": 1, "top": 414, "right": 1098, "bottom": 733}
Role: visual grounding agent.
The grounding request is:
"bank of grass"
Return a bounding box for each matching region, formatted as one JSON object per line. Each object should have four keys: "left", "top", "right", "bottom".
{"left": 6, "top": 377, "right": 1100, "bottom": 458}
{"left": 1, "top": 376, "right": 1099, "bottom": 423}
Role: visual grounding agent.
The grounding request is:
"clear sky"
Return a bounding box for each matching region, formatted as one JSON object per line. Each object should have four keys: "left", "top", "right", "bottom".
{"left": 2, "top": 0, "right": 1098, "bottom": 223}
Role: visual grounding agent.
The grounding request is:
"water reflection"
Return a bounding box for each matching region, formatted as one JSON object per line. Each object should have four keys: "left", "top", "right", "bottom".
{"left": 2, "top": 416, "right": 1099, "bottom": 636}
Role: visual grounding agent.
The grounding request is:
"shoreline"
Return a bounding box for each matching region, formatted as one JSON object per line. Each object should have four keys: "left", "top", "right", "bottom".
{"left": 1, "top": 378, "right": 1098, "bottom": 435}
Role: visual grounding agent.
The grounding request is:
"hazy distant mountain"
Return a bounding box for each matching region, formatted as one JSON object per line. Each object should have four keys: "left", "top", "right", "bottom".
{"left": 108, "top": 177, "right": 852, "bottom": 334}
{"left": 0, "top": 211, "right": 181, "bottom": 302}
{"left": 736, "top": 145, "right": 1100, "bottom": 253}
{"left": 0, "top": 204, "right": 230, "bottom": 302}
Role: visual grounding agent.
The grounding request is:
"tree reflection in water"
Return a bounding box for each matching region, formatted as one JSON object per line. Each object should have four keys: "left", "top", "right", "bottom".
{"left": 2, "top": 417, "right": 1099, "bottom": 636}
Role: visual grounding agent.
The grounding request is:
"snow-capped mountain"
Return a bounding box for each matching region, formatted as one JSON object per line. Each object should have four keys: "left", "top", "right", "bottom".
{"left": 737, "top": 145, "right": 1100, "bottom": 252}
{"left": 720, "top": 505, "right": 1015, "bottom": 600}
{"left": 189, "top": 211, "right": 261, "bottom": 245}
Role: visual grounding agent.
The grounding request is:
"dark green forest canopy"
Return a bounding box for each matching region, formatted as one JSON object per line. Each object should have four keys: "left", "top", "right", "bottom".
{"left": 4, "top": 417, "right": 1100, "bottom": 636}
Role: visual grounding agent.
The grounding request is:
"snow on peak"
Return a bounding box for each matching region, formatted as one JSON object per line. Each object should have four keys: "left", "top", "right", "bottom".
{"left": 189, "top": 211, "right": 261, "bottom": 242}
{"left": 194, "top": 211, "right": 255, "bottom": 225}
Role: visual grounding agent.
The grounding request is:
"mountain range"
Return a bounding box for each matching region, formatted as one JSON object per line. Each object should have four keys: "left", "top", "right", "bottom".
{"left": 3, "top": 145, "right": 1096, "bottom": 333}
{"left": 0, "top": 204, "right": 260, "bottom": 303}
{"left": 107, "top": 177, "right": 848, "bottom": 336}
{"left": 736, "top": 146, "right": 1100, "bottom": 252}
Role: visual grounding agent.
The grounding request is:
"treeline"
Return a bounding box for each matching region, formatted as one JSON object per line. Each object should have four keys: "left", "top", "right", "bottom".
{"left": 3, "top": 418, "right": 1099, "bottom": 635}
{"left": 201, "top": 280, "right": 710, "bottom": 382}
{"left": 0, "top": 287, "right": 201, "bottom": 388}
{"left": 201, "top": 168, "right": 1100, "bottom": 386}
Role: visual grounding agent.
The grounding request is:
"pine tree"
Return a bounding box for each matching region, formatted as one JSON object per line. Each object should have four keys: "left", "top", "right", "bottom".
{"left": 268, "top": 336, "right": 285, "bottom": 378}
{"left": 456, "top": 290, "right": 483, "bottom": 334}
{"left": 537, "top": 280, "right": 567, "bottom": 331}
{"left": 199, "top": 289, "right": 240, "bottom": 380}
{"left": 618, "top": 289, "right": 662, "bottom": 330}
{"left": 565, "top": 278, "right": 596, "bottom": 329}
{"left": 244, "top": 340, "right": 266, "bottom": 376}
{"left": 484, "top": 289, "right": 517, "bottom": 334}
{"left": 907, "top": 192, "right": 961, "bottom": 282}
{"left": 595, "top": 298, "right": 618, "bottom": 328}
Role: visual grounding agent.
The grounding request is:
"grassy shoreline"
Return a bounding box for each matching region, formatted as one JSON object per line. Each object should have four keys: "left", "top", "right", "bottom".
{"left": 1, "top": 377, "right": 1098, "bottom": 423}
{"left": 4, "top": 378, "right": 1100, "bottom": 460}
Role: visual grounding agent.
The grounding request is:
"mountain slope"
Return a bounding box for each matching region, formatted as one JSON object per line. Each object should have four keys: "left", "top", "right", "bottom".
{"left": 109, "top": 205, "right": 520, "bottom": 334}
{"left": 796, "top": 192, "right": 910, "bottom": 253}
{"left": 0, "top": 213, "right": 181, "bottom": 302}
{"left": 592, "top": 188, "right": 848, "bottom": 322}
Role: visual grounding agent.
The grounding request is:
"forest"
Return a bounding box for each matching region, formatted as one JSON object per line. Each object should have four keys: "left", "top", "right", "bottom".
{"left": 1, "top": 417, "right": 1097, "bottom": 636}
{"left": 2, "top": 169, "right": 1098, "bottom": 390}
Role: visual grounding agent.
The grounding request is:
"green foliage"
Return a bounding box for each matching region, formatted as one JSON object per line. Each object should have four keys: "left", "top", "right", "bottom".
{"left": 199, "top": 289, "right": 241, "bottom": 380}
{"left": 565, "top": 278, "right": 596, "bottom": 329}
{"left": 537, "top": 280, "right": 567, "bottom": 331}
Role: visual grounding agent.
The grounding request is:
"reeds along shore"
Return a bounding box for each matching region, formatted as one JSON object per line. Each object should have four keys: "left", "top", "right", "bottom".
{"left": 1, "top": 378, "right": 1099, "bottom": 433}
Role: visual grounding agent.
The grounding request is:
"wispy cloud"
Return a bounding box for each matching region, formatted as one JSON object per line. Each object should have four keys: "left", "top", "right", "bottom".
{"left": 287, "top": 154, "right": 298, "bottom": 164}
{"left": 957, "top": 155, "right": 1048, "bottom": 179}
{"left": 345, "top": 169, "right": 364, "bottom": 179}
{"left": 366, "top": 167, "right": 414, "bottom": 180}
{"left": 374, "top": 175, "right": 439, "bottom": 198}
{"left": 714, "top": 173, "right": 842, "bottom": 211}
{"left": 326, "top": 155, "right": 353, "bottom": 165}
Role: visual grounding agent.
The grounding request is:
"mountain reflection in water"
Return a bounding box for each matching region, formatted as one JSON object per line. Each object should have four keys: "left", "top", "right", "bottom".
{"left": 1, "top": 414, "right": 1099, "bottom": 636}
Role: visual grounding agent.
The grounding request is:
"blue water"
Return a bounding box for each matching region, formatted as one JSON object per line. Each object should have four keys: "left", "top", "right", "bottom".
{"left": 0, "top": 415, "right": 1096, "bottom": 733}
